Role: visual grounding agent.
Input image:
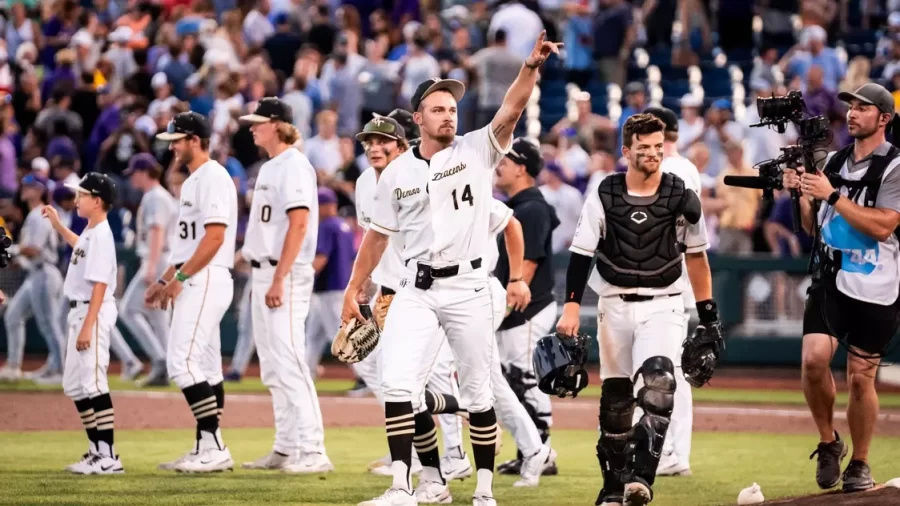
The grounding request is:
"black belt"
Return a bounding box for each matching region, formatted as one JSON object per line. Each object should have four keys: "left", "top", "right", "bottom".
{"left": 250, "top": 259, "right": 278, "bottom": 268}
{"left": 174, "top": 263, "right": 183, "bottom": 269}
{"left": 69, "top": 300, "right": 89, "bottom": 308}
{"left": 619, "top": 293, "right": 679, "bottom": 303}
{"left": 404, "top": 258, "right": 482, "bottom": 278}
{"left": 381, "top": 287, "right": 396, "bottom": 296}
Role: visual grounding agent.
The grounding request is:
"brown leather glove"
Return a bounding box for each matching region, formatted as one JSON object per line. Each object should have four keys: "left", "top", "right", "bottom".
{"left": 373, "top": 293, "right": 394, "bottom": 330}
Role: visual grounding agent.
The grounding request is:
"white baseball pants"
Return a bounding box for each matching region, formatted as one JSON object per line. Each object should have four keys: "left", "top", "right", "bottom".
{"left": 252, "top": 263, "right": 326, "bottom": 454}
{"left": 306, "top": 290, "right": 343, "bottom": 374}
{"left": 167, "top": 266, "right": 232, "bottom": 389}
{"left": 380, "top": 269, "right": 494, "bottom": 413}
{"left": 59, "top": 294, "right": 138, "bottom": 370}
{"left": 62, "top": 301, "right": 118, "bottom": 400}
{"left": 596, "top": 294, "right": 686, "bottom": 432}
{"left": 119, "top": 259, "right": 170, "bottom": 363}
{"left": 488, "top": 277, "right": 543, "bottom": 457}
{"left": 496, "top": 301, "right": 557, "bottom": 437}
{"left": 351, "top": 290, "right": 464, "bottom": 452}
{"left": 4, "top": 267, "right": 65, "bottom": 371}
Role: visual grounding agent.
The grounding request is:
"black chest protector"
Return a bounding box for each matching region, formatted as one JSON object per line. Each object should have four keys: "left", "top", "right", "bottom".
{"left": 595, "top": 172, "right": 701, "bottom": 288}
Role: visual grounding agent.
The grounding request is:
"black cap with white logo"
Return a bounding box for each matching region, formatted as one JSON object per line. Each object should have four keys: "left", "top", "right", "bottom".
{"left": 505, "top": 138, "right": 543, "bottom": 178}
{"left": 239, "top": 97, "right": 294, "bottom": 124}
{"left": 409, "top": 78, "right": 465, "bottom": 111}
{"left": 387, "top": 108, "right": 419, "bottom": 140}
{"left": 644, "top": 106, "right": 679, "bottom": 133}
{"left": 157, "top": 111, "right": 211, "bottom": 141}
{"left": 65, "top": 172, "right": 117, "bottom": 205}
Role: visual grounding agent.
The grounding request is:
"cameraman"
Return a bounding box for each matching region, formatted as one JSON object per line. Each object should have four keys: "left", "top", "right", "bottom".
{"left": 783, "top": 83, "right": 900, "bottom": 493}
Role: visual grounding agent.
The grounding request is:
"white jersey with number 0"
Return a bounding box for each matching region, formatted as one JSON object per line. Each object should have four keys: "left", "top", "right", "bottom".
{"left": 64, "top": 220, "right": 117, "bottom": 302}
{"left": 244, "top": 148, "right": 319, "bottom": 265}
{"left": 136, "top": 184, "right": 177, "bottom": 259}
{"left": 169, "top": 160, "right": 238, "bottom": 268}
{"left": 371, "top": 125, "right": 510, "bottom": 266}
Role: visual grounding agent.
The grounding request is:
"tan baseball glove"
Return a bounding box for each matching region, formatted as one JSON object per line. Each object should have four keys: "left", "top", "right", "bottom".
{"left": 331, "top": 305, "right": 380, "bottom": 364}
{"left": 373, "top": 293, "right": 394, "bottom": 330}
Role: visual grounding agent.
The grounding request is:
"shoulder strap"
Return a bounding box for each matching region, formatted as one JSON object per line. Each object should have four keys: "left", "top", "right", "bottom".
{"left": 858, "top": 145, "right": 900, "bottom": 207}
{"left": 823, "top": 145, "right": 854, "bottom": 176}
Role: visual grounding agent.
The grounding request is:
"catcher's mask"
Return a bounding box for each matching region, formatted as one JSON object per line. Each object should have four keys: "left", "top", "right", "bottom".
{"left": 533, "top": 332, "right": 590, "bottom": 398}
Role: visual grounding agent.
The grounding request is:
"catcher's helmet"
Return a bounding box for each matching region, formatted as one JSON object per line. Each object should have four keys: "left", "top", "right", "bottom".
{"left": 533, "top": 332, "right": 590, "bottom": 398}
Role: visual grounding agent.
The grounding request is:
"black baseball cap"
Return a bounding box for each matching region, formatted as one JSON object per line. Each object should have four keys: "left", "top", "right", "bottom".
{"left": 239, "top": 97, "right": 293, "bottom": 124}
{"left": 644, "top": 106, "right": 679, "bottom": 133}
{"left": 356, "top": 116, "right": 406, "bottom": 142}
{"left": 838, "top": 83, "right": 896, "bottom": 116}
{"left": 65, "top": 172, "right": 116, "bottom": 205}
{"left": 388, "top": 108, "right": 419, "bottom": 140}
{"left": 157, "top": 111, "right": 211, "bottom": 141}
{"left": 410, "top": 78, "right": 465, "bottom": 111}
{"left": 505, "top": 138, "right": 543, "bottom": 178}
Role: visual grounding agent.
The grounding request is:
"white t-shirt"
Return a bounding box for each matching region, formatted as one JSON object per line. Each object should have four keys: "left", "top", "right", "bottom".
{"left": 20, "top": 206, "right": 58, "bottom": 267}
{"left": 136, "top": 184, "right": 177, "bottom": 260}
{"left": 64, "top": 220, "right": 117, "bottom": 302}
{"left": 569, "top": 171, "right": 710, "bottom": 297}
{"left": 244, "top": 148, "right": 319, "bottom": 265}
{"left": 661, "top": 154, "right": 704, "bottom": 308}
{"left": 304, "top": 135, "right": 343, "bottom": 176}
{"left": 169, "top": 160, "right": 238, "bottom": 268}
{"left": 371, "top": 125, "right": 510, "bottom": 266}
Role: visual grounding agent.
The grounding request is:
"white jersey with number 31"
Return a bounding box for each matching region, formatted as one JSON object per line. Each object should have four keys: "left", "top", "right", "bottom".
{"left": 169, "top": 160, "right": 238, "bottom": 268}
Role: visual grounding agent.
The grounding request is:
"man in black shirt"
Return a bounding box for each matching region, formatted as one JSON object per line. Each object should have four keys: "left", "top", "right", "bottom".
{"left": 492, "top": 138, "right": 561, "bottom": 475}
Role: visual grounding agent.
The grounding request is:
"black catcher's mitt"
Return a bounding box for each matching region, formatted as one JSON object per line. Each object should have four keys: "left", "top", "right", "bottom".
{"left": 681, "top": 321, "right": 725, "bottom": 388}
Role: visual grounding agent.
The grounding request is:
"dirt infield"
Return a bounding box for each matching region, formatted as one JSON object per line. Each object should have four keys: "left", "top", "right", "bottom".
{"left": 759, "top": 487, "right": 900, "bottom": 505}
{"left": 4, "top": 390, "right": 900, "bottom": 437}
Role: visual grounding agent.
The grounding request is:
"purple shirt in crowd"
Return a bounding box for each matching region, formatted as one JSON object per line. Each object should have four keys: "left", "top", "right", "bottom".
{"left": 314, "top": 215, "right": 355, "bottom": 293}
{"left": 0, "top": 135, "right": 17, "bottom": 193}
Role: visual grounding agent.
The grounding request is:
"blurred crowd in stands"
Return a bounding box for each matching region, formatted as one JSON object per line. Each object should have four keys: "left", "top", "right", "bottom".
{"left": 0, "top": 0, "right": 897, "bottom": 297}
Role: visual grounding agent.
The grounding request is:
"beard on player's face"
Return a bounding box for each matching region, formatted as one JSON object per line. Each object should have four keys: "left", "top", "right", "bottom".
{"left": 627, "top": 148, "right": 662, "bottom": 176}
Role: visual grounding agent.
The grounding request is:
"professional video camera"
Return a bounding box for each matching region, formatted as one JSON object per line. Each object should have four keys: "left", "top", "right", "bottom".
{"left": 0, "top": 227, "right": 11, "bottom": 268}
{"left": 723, "top": 91, "right": 831, "bottom": 233}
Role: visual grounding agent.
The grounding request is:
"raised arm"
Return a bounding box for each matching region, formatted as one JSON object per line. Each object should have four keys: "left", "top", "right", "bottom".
{"left": 491, "top": 31, "right": 562, "bottom": 149}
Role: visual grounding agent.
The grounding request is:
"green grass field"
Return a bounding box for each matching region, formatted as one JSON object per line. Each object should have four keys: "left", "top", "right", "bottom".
{"left": 4, "top": 377, "right": 900, "bottom": 408}
{"left": 3, "top": 428, "right": 900, "bottom": 505}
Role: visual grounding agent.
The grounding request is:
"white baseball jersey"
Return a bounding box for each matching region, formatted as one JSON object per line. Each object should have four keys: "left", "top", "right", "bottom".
{"left": 244, "top": 148, "right": 319, "bottom": 265}
{"left": 63, "top": 220, "right": 117, "bottom": 302}
{"left": 135, "top": 184, "right": 177, "bottom": 259}
{"left": 20, "top": 206, "right": 59, "bottom": 266}
{"left": 169, "top": 160, "right": 238, "bottom": 268}
{"left": 661, "top": 155, "right": 703, "bottom": 308}
{"left": 570, "top": 171, "right": 710, "bottom": 297}
{"left": 370, "top": 125, "right": 510, "bottom": 266}
{"left": 356, "top": 166, "right": 408, "bottom": 290}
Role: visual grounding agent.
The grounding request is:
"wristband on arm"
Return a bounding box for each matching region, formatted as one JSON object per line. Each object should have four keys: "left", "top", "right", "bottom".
{"left": 696, "top": 299, "right": 719, "bottom": 323}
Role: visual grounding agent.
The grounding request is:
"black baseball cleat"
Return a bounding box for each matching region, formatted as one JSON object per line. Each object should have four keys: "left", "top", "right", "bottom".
{"left": 497, "top": 458, "right": 521, "bottom": 475}
{"left": 542, "top": 461, "right": 559, "bottom": 475}
{"left": 809, "top": 431, "right": 848, "bottom": 489}
{"left": 595, "top": 488, "right": 624, "bottom": 506}
{"left": 841, "top": 459, "right": 875, "bottom": 492}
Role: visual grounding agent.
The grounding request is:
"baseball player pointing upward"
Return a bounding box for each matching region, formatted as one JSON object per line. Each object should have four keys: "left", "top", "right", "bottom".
{"left": 147, "top": 112, "right": 239, "bottom": 473}
{"left": 342, "top": 32, "right": 560, "bottom": 506}
{"left": 237, "top": 97, "right": 333, "bottom": 473}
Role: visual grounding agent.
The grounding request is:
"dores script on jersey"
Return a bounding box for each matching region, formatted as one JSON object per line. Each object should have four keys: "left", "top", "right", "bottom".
{"left": 371, "top": 125, "right": 509, "bottom": 266}
{"left": 64, "top": 220, "right": 118, "bottom": 302}
{"left": 169, "top": 160, "right": 238, "bottom": 268}
{"left": 244, "top": 148, "right": 319, "bottom": 265}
